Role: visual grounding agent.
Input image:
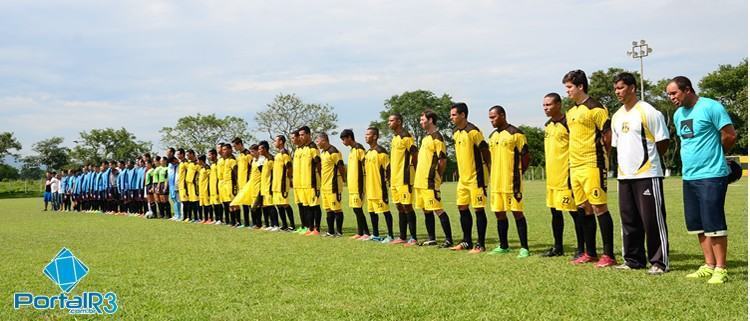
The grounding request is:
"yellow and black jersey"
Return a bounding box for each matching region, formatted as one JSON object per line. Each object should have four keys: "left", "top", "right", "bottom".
{"left": 297, "top": 143, "right": 321, "bottom": 190}
{"left": 272, "top": 149, "right": 291, "bottom": 194}
{"left": 209, "top": 162, "right": 220, "bottom": 198}
{"left": 365, "top": 145, "right": 389, "bottom": 201}
{"left": 184, "top": 161, "right": 198, "bottom": 188}
{"left": 347, "top": 143, "right": 366, "bottom": 195}
{"left": 390, "top": 130, "right": 417, "bottom": 187}
{"left": 414, "top": 131, "right": 447, "bottom": 190}
{"left": 488, "top": 125, "right": 528, "bottom": 194}
{"left": 452, "top": 122, "right": 489, "bottom": 188}
{"left": 235, "top": 151, "right": 250, "bottom": 189}
{"left": 249, "top": 157, "right": 262, "bottom": 196}
{"left": 544, "top": 117, "right": 571, "bottom": 190}
{"left": 221, "top": 157, "right": 238, "bottom": 193}
{"left": 292, "top": 146, "right": 302, "bottom": 188}
{"left": 198, "top": 165, "right": 210, "bottom": 197}
{"left": 177, "top": 161, "right": 188, "bottom": 189}
{"left": 260, "top": 157, "right": 274, "bottom": 196}
{"left": 320, "top": 146, "right": 344, "bottom": 193}
{"left": 567, "top": 97, "right": 610, "bottom": 169}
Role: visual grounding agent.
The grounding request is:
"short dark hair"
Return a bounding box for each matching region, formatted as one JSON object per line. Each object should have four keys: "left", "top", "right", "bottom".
{"left": 258, "top": 141, "right": 270, "bottom": 150}
{"left": 275, "top": 135, "right": 286, "bottom": 143}
{"left": 249, "top": 144, "right": 259, "bottom": 150}
{"left": 544, "top": 92, "right": 562, "bottom": 103}
{"left": 317, "top": 132, "right": 329, "bottom": 142}
{"left": 562, "top": 69, "right": 588, "bottom": 93}
{"left": 367, "top": 127, "right": 379, "bottom": 138}
{"left": 186, "top": 149, "right": 195, "bottom": 155}
{"left": 340, "top": 129, "right": 354, "bottom": 140}
{"left": 670, "top": 76, "right": 695, "bottom": 94}
{"left": 422, "top": 109, "right": 439, "bottom": 126}
{"left": 198, "top": 155, "right": 206, "bottom": 162}
{"left": 390, "top": 113, "right": 403, "bottom": 122}
{"left": 614, "top": 72, "right": 637, "bottom": 87}
{"left": 489, "top": 105, "right": 506, "bottom": 115}
{"left": 298, "top": 126, "right": 311, "bottom": 135}
{"left": 290, "top": 131, "right": 299, "bottom": 137}
{"left": 231, "top": 137, "right": 243, "bottom": 145}
{"left": 167, "top": 147, "right": 175, "bottom": 154}
{"left": 177, "top": 148, "right": 185, "bottom": 155}
{"left": 451, "top": 102, "right": 469, "bottom": 117}
{"left": 208, "top": 149, "right": 217, "bottom": 156}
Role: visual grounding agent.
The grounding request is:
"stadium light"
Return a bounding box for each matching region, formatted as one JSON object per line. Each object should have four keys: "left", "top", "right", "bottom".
{"left": 626, "top": 39, "right": 653, "bottom": 100}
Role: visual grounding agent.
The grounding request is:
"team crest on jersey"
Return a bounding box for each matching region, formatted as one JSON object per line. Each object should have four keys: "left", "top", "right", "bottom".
{"left": 621, "top": 121, "right": 630, "bottom": 133}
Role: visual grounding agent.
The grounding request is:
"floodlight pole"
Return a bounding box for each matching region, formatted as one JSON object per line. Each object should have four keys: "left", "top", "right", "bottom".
{"left": 627, "top": 40, "right": 653, "bottom": 101}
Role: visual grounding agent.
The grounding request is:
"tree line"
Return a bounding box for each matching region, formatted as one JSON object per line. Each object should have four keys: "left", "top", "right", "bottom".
{"left": 0, "top": 59, "right": 746, "bottom": 180}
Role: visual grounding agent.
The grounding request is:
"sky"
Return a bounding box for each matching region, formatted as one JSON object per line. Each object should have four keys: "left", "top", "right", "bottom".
{"left": 0, "top": 0, "right": 747, "bottom": 162}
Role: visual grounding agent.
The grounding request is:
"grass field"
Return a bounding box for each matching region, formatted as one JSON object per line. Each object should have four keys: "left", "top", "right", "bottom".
{"left": 1, "top": 178, "right": 746, "bottom": 320}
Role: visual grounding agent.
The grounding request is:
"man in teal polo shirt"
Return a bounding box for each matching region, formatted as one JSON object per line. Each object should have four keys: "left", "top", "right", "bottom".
{"left": 667, "top": 76, "right": 737, "bottom": 284}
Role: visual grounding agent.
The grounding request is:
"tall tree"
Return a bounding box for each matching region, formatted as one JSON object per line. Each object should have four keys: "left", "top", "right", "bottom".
{"left": 70, "top": 128, "right": 152, "bottom": 165}
{"left": 370, "top": 90, "right": 454, "bottom": 154}
{"left": 30, "top": 137, "right": 70, "bottom": 171}
{"left": 19, "top": 155, "right": 45, "bottom": 179}
{"left": 0, "top": 132, "right": 22, "bottom": 163}
{"left": 518, "top": 125, "right": 545, "bottom": 167}
{"left": 160, "top": 113, "right": 254, "bottom": 153}
{"left": 255, "top": 93, "right": 338, "bottom": 142}
{"left": 0, "top": 163, "right": 20, "bottom": 180}
{"left": 699, "top": 58, "right": 748, "bottom": 153}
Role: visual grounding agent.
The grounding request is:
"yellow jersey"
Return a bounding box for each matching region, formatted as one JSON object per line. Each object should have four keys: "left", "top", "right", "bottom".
{"left": 272, "top": 150, "right": 291, "bottom": 194}
{"left": 198, "top": 165, "right": 209, "bottom": 197}
{"left": 185, "top": 161, "right": 198, "bottom": 188}
{"left": 566, "top": 97, "right": 610, "bottom": 169}
{"left": 414, "top": 131, "right": 447, "bottom": 190}
{"left": 390, "top": 130, "right": 416, "bottom": 187}
{"left": 297, "top": 143, "right": 320, "bottom": 189}
{"left": 209, "top": 162, "right": 220, "bottom": 200}
{"left": 236, "top": 152, "right": 250, "bottom": 189}
{"left": 177, "top": 161, "right": 187, "bottom": 190}
{"left": 346, "top": 143, "right": 366, "bottom": 195}
{"left": 221, "top": 157, "right": 237, "bottom": 194}
{"left": 365, "top": 145, "right": 389, "bottom": 201}
{"left": 320, "top": 146, "right": 344, "bottom": 193}
{"left": 544, "top": 117, "right": 571, "bottom": 190}
{"left": 452, "top": 122, "right": 489, "bottom": 188}
{"left": 292, "top": 146, "right": 302, "bottom": 188}
{"left": 488, "top": 125, "right": 528, "bottom": 194}
{"left": 260, "top": 156, "right": 274, "bottom": 196}
{"left": 249, "top": 157, "right": 262, "bottom": 197}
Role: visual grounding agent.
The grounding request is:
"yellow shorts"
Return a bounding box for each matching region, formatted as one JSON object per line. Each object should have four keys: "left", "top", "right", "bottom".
{"left": 570, "top": 167, "right": 607, "bottom": 206}
{"left": 546, "top": 188, "right": 577, "bottom": 211}
{"left": 178, "top": 187, "right": 188, "bottom": 202}
{"left": 199, "top": 195, "right": 210, "bottom": 207}
{"left": 273, "top": 192, "right": 289, "bottom": 206}
{"left": 456, "top": 181, "right": 486, "bottom": 208}
{"left": 490, "top": 192, "right": 523, "bottom": 213}
{"left": 349, "top": 193, "right": 363, "bottom": 209}
{"left": 209, "top": 192, "right": 220, "bottom": 205}
{"left": 260, "top": 194, "right": 274, "bottom": 207}
{"left": 321, "top": 192, "right": 342, "bottom": 211}
{"left": 219, "top": 182, "right": 236, "bottom": 203}
{"left": 367, "top": 199, "right": 389, "bottom": 214}
{"left": 414, "top": 188, "right": 443, "bottom": 211}
{"left": 391, "top": 185, "right": 413, "bottom": 205}
{"left": 187, "top": 184, "right": 198, "bottom": 202}
{"left": 296, "top": 188, "right": 319, "bottom": 206}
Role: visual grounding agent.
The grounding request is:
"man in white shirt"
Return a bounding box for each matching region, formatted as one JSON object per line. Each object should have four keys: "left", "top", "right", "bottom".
{"left": 50, "top": 172, "right": 61, "bottom": 211}
{"left": 611, "top": 72, "right": 670, "bottom": 275}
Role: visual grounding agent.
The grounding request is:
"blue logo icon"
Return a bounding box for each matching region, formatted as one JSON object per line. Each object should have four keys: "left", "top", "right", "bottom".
{"left": 43, "top": 248, "right": 89, "bottom": 293}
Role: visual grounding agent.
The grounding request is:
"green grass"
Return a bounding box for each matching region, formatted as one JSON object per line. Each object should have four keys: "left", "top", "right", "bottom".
{"left": 1, "top": 178, "right": 746, "bottom": 320}
{"left": 0, "top": 180, "right": 43, "bottom": 198}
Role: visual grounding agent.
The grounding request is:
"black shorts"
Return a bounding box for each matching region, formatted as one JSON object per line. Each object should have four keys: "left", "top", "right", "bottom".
{"left": 683, "top": 176, "right": 728, "bottom": 237}
{"left": 159, "top": 182, "right": 169, "bottom": 195}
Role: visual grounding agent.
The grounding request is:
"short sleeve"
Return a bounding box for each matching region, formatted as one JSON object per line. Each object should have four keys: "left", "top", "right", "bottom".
{"left": 434, "top": 139, "right": 447, "bottom": 159}
{"left": 709, "top": 100, "right": 733, "bottom": 131}
{"left": 610, "top": 112, "right": 620, "bottom": 147}
{"left": 380, "top": 152, "right": 390, "bottom": 168}
{"left": 594, "top": 108, "right": 610, "bottom": 131}
{"left": 516, "top": 134, "right": 528, "bottom": 154}
{"left": 470, "top": 129, "right": 485, "bottom": 146}
{"left": 648, "top": 108, "right": 669, "bottom": 142}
